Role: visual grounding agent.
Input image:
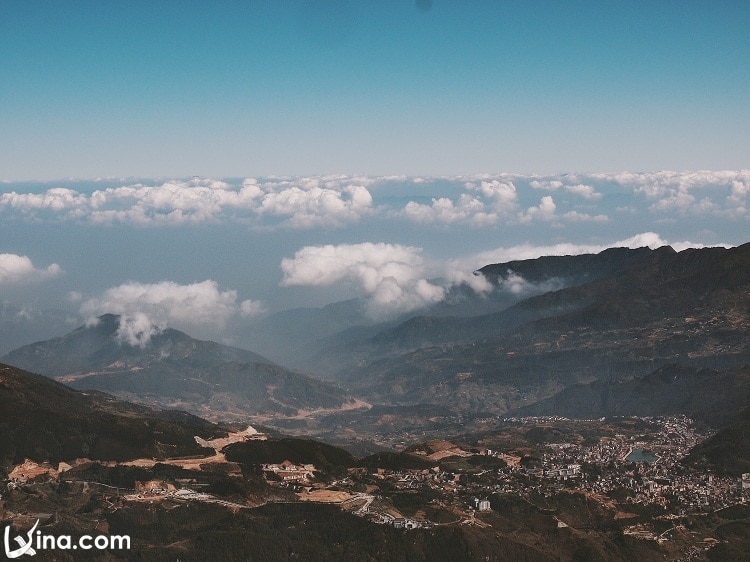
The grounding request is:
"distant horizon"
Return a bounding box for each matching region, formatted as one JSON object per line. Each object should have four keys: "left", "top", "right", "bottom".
{"left": 5, "top": 167, "right": 750, "bottom": 184}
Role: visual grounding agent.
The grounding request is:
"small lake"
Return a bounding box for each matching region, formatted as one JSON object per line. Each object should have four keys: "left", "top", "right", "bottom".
{"left": 626, "top": 448, "right": 658, "bottom": 463}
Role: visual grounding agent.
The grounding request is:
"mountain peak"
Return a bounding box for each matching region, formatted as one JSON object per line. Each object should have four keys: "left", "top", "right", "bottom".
{"left": 0, "top": 318, "right": 358, "bottom": 421}
{"left": 2, "top": 316, "right": 275, "bottom": 377}
{"left": 80, "top": 313, "right": 201, "bottom": 350}
{"left": 86, "top": 313, "right": 122, "bottom": 335}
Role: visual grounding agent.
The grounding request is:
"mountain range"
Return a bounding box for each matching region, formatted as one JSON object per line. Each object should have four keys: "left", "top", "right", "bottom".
{"left": 513, "top": 364, "right": 750, "bottom": 427}
{"left": 318, "top": 243, "right": 750, "bottom": 419}
{"left": 1, "top": 313, "right": 357, "bottom": 421}
{"left": 2, "top": 242, "right": 748, "bottom": 441}
{"left": 3, "top": 242, "right": 750, "bottom": 560}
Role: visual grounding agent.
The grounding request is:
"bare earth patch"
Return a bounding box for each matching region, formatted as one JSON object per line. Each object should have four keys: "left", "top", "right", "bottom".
{"left": 297, "top": 490, "right": 353, "bottom": 503}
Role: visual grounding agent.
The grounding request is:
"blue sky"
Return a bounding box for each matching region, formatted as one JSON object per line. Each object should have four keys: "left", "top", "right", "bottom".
{"left": 2, "top": 1, "right": 749, "bottom": 178}
{"left": 0, "top": 3, "right": 748, "bottom": 353}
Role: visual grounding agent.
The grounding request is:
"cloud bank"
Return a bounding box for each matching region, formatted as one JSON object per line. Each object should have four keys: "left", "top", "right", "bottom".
{"left": 398, "top": 170, "right": 747, "bottom": 227}
{"left": 0, "top": 176, "right": 374, "bottom": 228}
{"left": 591, "top": 170, "right": 750, "bottom": 218}
{"left": 2, "top": 170, "right": 747, "bottom": 228}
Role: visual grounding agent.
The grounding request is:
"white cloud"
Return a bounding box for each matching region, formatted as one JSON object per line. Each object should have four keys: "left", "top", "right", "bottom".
{"left": 443, "top": 270, "right": 494, "bottom": 294}
{"left": 401, "top": 195, "right": 497, "bottom": 226}
{"left": 280, "top": 242, "right": 516, "bottom": 316}
{"left": 115, "top": 312, "right": 165, "bottom": 348}
{"left": 0, "top": 176, "right": 375, "bottom": 228}
{"left": 0, "top": 254, "right": 61, "bottom": 285}
{"left": 240, "top": 299, "right": 266, "bottom": 317}
{"left": 729, "top": 179, "right": 750, "bottom": 205}
{"left": 600, "top": 170, "right": 747, "bottom": 192}
{"left": 498, "top": 272, "right": 565, "bottom": 296}
{"left": 648, "top": 190, "right": 696, "bottom": 212}
{"left": 398, "top": 179, "right": 519, "bottom": 226}
{"left": 564, "top": 184, "right": 602, "bottom": 200}
{"left": 562, "top": 210, "right": 609, "bottom": 222}
{"left": 4, "top": 171, "right": 748, "bottom": 229}
{"left": 529, "top": 180, "right": 563, "bottom": 190}
{"left": 256, "top": 182, "right": 373, "bottom": 228}
{"left": 473, "top": 180, "right": 518, "bottom": 212}
{"left": 592, "top": 170, "right": 750, "bottom": 217}
{"left": 280, "top": 243, "right": 446, "bottom": 316}
{"left": 67, "top": 291, "right": 83, "bottom": 302}
{"left": 519, "top": 196, "right": 557, "bottom": 223}
{"left": 0, "top": 188, "right": 89, "bottom": 213}
{"left": 280, "top": 243, "right": 426, "bottom": 291}
{"left": 79, "top": 280, "right": 263, "bottom": 345}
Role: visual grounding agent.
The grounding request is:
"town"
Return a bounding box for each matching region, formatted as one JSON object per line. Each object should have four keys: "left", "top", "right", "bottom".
{"left": 256, "top": 416, "right": 747, "bottom": 543}
{"left": 2, "top": 416, "right": 746, "bottom": 557}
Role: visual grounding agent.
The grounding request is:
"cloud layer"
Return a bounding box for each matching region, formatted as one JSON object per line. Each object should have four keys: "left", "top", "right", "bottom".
{"left": 2, "top": 171, "right": 745, "bottom": 345}
{"left": 0, "top": 176, "right": 374, "bottom": 228}
{"left": 2, "top": 171, "right": 748, "bottom": 228}
{"left": 591, "top": 170, "right": 750, "bottom": 218}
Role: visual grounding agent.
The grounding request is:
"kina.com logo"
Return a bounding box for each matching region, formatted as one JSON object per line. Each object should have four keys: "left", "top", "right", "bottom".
{"left": 4, "top": 520, "right": 130, "bottom": 558}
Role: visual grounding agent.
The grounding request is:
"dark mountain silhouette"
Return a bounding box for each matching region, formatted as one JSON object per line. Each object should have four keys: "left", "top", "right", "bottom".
{"left": 1, "top": 314, "right": 355, "bottom": 419}
{"left": 688, "top": 406, "right": 750, "bottom": 475}
{"left": 511, "top": 364, "right": 750, "bottom": 426}
{"left": 224, "top": 437, "right": 354, "bottom": 473}
{"left": 329, "top": 243, "right": 750, "bottom": 415}
{"left": 0, "top": 362, "right": 219, "bottom": 466}
{"left": 2, "top": 312, "right": 275, "bottom": 376}
{"left": 305, "top": 246, "right": 694, "bottom": 374}
{"left": 478, "top": 245, "right": 658, "bottom": 285}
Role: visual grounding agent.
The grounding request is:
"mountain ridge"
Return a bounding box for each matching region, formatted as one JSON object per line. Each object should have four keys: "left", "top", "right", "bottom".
{"left": 0, "top": 361, "right": 220, "bottom": 466}
{"left": 1, "top": 314, "right": 357, "bottom": 421}
{"left": 330, "top": 243, "right": 750, "bottom": 417}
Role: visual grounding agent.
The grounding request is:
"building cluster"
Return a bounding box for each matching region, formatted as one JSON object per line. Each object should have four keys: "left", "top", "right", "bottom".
{"left": 262, "top": 460, "right": 316, "bottom": 483}
{"left": 310, "top": 416, "right": 748, "bottom": 534}
{"left": 5, "top": 415, "right": 746, "bottom": 546}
